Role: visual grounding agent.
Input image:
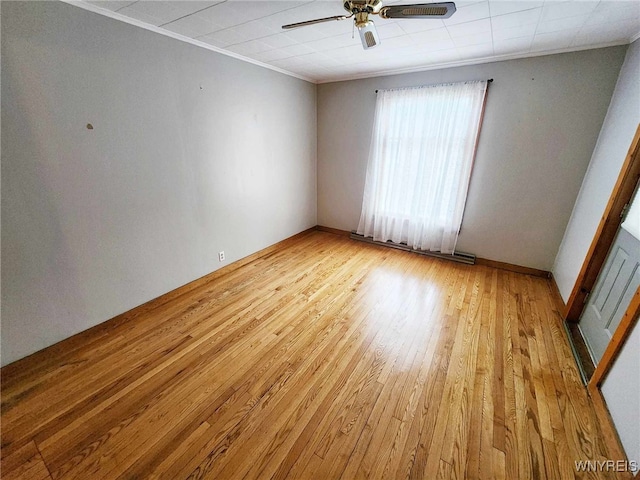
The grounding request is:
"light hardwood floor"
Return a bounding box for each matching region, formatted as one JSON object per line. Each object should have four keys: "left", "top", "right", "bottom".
{"left": 0, "top": 231, "right": 624, "bottom": 479}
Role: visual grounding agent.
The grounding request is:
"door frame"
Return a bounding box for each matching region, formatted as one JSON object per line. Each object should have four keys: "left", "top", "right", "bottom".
{"left": 565, "top": 124, "right": 640, "bottom": 322}
{"left": 587, "top": 285, "right": 639, "bottom": 479}
{"left": 588, "top": 285, "right": 640, "bottom": 392}
{"left": 564, "top": 124, "right": 640, "bottom": 476}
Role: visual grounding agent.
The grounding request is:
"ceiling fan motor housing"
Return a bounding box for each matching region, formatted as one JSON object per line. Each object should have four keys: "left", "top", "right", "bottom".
{"left": 344, "top": 0, "right": 383, "bottom": 15}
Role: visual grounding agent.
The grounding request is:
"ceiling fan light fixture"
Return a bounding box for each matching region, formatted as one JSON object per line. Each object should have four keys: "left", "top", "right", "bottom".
{"left": 358, "top": 20, "right": 380, "bottom": 49}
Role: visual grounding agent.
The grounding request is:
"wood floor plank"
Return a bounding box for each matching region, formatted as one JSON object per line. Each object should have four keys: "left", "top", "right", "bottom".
{"left": 501, "top": 272, "right": 520, "bottom": 480}
{"left": 282, "top": 255, "right": 434, "bottom": 480}
{"left": 0, "top": 232, "right": 626, "bottom": 480}
{"left": 1, "top": 441, "right": 51, "bottom": 480}
{"left": 339, "top": 263, "right": 458, "bottom": 480}
{"left": 171, "top": 253, "right": 394, "bottom": 479}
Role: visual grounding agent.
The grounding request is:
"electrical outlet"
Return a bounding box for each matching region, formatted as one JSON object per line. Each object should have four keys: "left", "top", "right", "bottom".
{"left": 218, "top": 251, "right": 225, "bottom": 262}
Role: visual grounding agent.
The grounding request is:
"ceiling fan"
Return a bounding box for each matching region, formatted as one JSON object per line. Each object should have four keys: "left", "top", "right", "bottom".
{"left": 282, "top": 0, "right": 456, "bottom": 50}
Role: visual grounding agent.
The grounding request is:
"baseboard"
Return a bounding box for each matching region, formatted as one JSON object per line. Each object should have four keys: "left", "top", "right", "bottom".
{"left": 0, "top": 227, "right": 317, "bottom": 377}
{"left": 548, "top": 273, "right": 567, "bottom": 315}
{"left": 475, "top": 257, "right": 550, "bottom": 278}
{"left": 315, "top": 225, "right": 352, "bottom": 236}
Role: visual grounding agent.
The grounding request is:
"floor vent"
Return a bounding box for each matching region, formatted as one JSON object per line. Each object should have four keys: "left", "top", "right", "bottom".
{"left": 349, "top": 232, "right": 476, "bottom": 265}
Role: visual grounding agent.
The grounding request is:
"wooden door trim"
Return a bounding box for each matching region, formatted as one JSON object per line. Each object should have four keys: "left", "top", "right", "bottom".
{"left": 588, "top": 284, "right": 640, "bottom": 391}
{"left": 565, "top": 124, "right": 640, "bottom": 322}
{"left": 586, "top": 286, "right": 640, "bottom": 479}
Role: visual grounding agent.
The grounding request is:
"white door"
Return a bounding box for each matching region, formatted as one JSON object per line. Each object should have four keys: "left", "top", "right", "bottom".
{"left": 579, "top": 226, "right": 640, "bottom": 363}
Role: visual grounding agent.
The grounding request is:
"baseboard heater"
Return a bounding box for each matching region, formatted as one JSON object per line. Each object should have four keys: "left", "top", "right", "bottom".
{"left": 349, "top": 232, "right": 476, "bottom": 265}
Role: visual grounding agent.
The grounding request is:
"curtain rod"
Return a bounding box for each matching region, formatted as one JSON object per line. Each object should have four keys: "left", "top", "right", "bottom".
{"left": 375, "top": 78, "right": 493, "bottom": 93}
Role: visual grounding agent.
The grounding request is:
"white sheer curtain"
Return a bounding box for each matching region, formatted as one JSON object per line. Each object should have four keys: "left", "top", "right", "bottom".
{"left": 357, "top": 81, "right": 488, "bottom": 254}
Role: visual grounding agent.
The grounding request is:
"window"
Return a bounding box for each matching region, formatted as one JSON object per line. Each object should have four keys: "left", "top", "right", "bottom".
{"left": 356, "top": 81, "right": 488, "bottom": 254}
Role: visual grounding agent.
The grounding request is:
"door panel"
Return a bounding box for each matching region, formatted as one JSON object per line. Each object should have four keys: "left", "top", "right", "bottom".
{"left": 579, "top": 227, "right": 640, "bottom": 363}
{"left": 593, "top": 247, "right": 628, "bottom": 312}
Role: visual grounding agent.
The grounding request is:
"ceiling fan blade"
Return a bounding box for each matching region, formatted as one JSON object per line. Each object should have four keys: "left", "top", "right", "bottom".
{"left": 379, "top": 2, "right": 456, "bottom": 19}
{"left": 282, "top": 14, "right": 352, "bottom": 30}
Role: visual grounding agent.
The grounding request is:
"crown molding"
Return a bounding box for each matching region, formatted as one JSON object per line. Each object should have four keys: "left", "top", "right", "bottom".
{"left": 316, "top": 40, "right": 631, "bottom": 84}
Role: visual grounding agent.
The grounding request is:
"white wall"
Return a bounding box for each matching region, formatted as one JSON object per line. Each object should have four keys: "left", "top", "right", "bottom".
{"left": 0, "top": 1, "right": 317, "bottom": 366}
{"left": 551, "top": 40, "right": 640, "bottom": 470}
{"left": 317, "top": 48, "right": 626, "bottom": 271}
{"left": 601, "top": 321, "right": 640, "bottom": 472}
{"left": 553, "top": 40, "right": 640, "bottom": 301}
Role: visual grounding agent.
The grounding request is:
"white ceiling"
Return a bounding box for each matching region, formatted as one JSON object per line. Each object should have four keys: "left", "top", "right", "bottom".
{"left": 76, "top": 0, "right": 640, "bottom": 82}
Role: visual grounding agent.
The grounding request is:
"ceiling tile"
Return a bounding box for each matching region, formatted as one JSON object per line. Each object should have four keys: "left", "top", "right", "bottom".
{"left": 226, "top": 38, "right": 273, "bottom": 55}
{"left": 414, "top": 37, "right": 457, "bottom": 51}
{"left": 444, "top": 1, "right": 490, "bottom": 25}
{"left": 327, "top": 44, "right": 368, "bottom": 61}
{"left": 447, "top": 18, "right": 492, "bottom": 37}
{"left": 491, "top": 7, "right": 542, "bottom": 30}
{"left": 422, "top": 48, "right": 462, "bottom": 63}
{"left": 279, "top": 42, "right": 317, "bottom": 57}
{"left": 540, "top": 1, "right": 599, "bottom": 22}
{"left": 259, "top": 33, "right": 300, "bottom": 49}
{"left": 488, "top": 1, "right": 543, "bottom": 17}
{"left": 269, "top": 57, "right": 309, "bottom": 69}
{"left": 397, "top": 18, "right": 446, "bottom": 34}
{"left": 492, "top": 22, "right": 537, "bottom": 41}
{"left": 531, "top": 28, "right": 580, "bottom": 52}
{"left": 453, "top": 31, "right": 493, "bottom": 47}
{"left": 199, "top": 34, "right": 233, "bottom": 49}
{"left": 162, "top": 15, "right": 220, "bottom": 38}
{"left": 228, "top": 19, "right": 280, "bottom": 40}
{"left": 457, "top": 42, "right": 494, "bottom": 58}
{"left": 201, "top": 1, "right": 306, "bottom": 28}
{"left": 584, "top": 1, "right": 640, "bottom": 26}
{"left": 114, "top": 4, "right": 166, "bottom": 26}
{"left": 408, "top": 26, "right": 452, "bottom": 42}
{"left": 454, "top": 1, "right": 488, "bottom": 8}
{"left": 536, "top": 14, "right": 589, "bottom": 35}
{"left": 117, "top": 1, "right": 220, "bottom": 27}
{"left": 86, "top": 1, "right": 137, "bottom": 12}
{"left": 493, "top": 35, "right": 532, "bottom": 55}
{"left": 303, "top": 33, "right": 358, "bottom": 52}
{"left": 199, "top": 28, "right": 247, "bottom": 46}
{"left": 384, "top": 44, "right": 426, "bottom": 56}
{"left": 294, "top": 51, "right": 341, "bottom": 66}
{"left": 573, "top": 19, "right": 640, "bottom": 45}
{"left": 251, "top": 48, "right": 293, "bottom": 61}
{"left": 379, "top": 34, "right": 415, "bottom": 49}
{"left": 195, "top": 2, "right": 251, "bottom": 29}
{"left": 375, "top": 22, "right": 406, "bottom": 39}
